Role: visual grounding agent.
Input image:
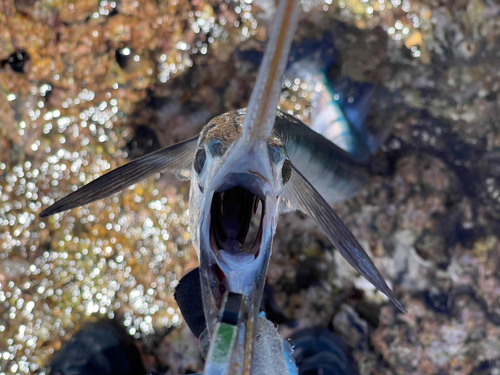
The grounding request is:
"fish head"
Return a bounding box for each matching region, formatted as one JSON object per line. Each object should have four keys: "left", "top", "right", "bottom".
{"left": 189, "top": 108, "right": 291, "bottom": 332}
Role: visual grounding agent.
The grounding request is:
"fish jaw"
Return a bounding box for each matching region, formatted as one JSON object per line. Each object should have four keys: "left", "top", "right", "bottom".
{"left": 189, "top": 134, "right": 282, "bottom": 334}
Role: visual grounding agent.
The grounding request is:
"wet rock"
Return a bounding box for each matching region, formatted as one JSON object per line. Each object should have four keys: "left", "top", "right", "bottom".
{"left": 295, "top": 257, "right": 329, "bottom": 290}
{"left": 123, "top": 126, "right": 161, "bottom": 160}
{"left": 333, "top": 304, "right": 369, "bottom": 351}
{"left": 4, "top": 50, "right": 30, "bottom": 74}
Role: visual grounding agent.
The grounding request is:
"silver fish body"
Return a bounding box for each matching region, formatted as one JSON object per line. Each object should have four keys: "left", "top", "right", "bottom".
{"left": 188, "top": 109, "right": 289, "bottom": 336}
{"left": 186, "top": 108, "right": 405, "bottom": 315}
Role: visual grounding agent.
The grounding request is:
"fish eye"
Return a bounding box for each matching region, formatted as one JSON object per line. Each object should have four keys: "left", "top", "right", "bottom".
{"left": 208, "top": 140, "right": 224, "bottom": 157}
{"left": 268, "top": 146, "right": 283, "bottom": 164}
{"left": 194, "top": 148, "right": 207, "bottom": 175}
{"left": 282, "top": 158, "right": 292, "bottom": 185}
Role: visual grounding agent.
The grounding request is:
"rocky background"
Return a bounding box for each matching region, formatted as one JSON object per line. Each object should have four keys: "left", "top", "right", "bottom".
{"left": 1, "top": 0, "right": 500, "bottom": 373}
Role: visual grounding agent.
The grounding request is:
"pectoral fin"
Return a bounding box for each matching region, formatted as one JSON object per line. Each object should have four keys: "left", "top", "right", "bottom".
{"left": 40, "top": 136, "right": 198, "bottom": 218}
{"left": 280, "top": 165, "right": 406, "bottom": 313}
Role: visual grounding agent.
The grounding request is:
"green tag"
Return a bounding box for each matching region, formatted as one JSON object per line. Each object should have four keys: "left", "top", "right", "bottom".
{"left": 205, "top": 322, "right": 238, "bottom": 373}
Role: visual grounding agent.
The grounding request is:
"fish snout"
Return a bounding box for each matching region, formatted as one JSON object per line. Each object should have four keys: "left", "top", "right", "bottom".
{"left": 213, "top": 172, "right": 267, "bottom": 200}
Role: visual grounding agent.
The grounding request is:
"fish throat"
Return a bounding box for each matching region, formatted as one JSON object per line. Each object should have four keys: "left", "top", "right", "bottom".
{"left": 210, "top": 187, "right": 264, "bottom": 256}
{"left": 206, "top": 180, "right": 269, "bottom": 309}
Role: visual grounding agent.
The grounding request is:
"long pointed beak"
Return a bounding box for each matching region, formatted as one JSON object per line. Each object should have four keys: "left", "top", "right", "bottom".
{"left": 241, "top": 0, "right": 299, "bottom": 145}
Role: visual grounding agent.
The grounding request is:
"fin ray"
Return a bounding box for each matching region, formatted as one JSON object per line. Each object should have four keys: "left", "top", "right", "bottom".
{"left": 40, "top": 136, "right": 198, "bottom": 217}
{"left": 280, "top": 165, "right": 406, "bottom": 313}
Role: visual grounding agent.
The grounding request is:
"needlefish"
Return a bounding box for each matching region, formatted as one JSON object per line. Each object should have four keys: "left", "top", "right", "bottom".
{"left": 40, "top": 0, "right": 405, "bottom": 371}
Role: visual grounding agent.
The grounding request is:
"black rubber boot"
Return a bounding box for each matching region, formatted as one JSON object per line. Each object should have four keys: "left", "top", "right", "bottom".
{"left": 289, "top": 328, "right": 359, "bottom": 375}
{"left": 49, "top": 319, "right": 145, "bottom": 375}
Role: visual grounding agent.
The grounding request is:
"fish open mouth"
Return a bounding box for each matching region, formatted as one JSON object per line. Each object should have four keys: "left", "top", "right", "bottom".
{"left": 208, "top": 184, "right": 266, "bottom": 308}
{"left": 211, "top": 187, "right": 264, "bottom": 256}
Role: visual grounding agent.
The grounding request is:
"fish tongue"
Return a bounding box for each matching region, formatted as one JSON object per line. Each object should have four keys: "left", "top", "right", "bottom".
{"left": 217, "top": 250, "right": 255, "bottom": 272}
